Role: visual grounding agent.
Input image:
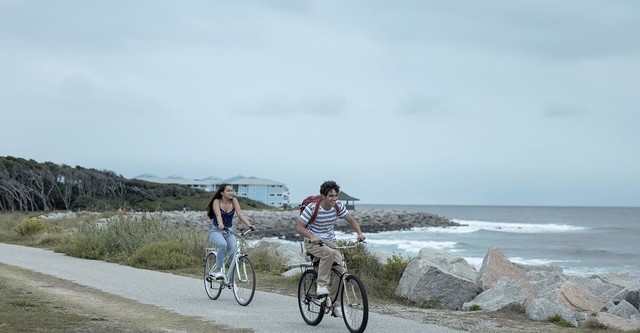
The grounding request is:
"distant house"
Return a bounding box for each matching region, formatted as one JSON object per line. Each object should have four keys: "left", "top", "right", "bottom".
{"left": 134, "top": 174, "right": 221, "bottom": 192}
{"left": 133, "top": 174, "right": 290, "bottom": 208}
{"left": 222, "top": 175, "right": 290, "bottom": 208}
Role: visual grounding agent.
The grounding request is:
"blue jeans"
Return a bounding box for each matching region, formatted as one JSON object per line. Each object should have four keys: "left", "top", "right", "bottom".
{"left": 209, "top": 229, "right": 237, "bottom": 270}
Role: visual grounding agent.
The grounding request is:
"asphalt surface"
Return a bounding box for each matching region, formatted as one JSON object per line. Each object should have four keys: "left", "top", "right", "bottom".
{"left": 0, "top": 243, "right": 465, "bottom": 333}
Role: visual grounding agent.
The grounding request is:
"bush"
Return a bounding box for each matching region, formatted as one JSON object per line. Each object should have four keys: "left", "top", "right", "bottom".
{"left": 380, "top": 254, "right": 409, "bottom": 281}
{"left": 248, "top": 247, "right": 287, "bottom": 274}
{"left": 583, "top": 318, "right": 608, "bottom": 329}
{"left": 12, "top": 218, "right": 47, "bottom": 236}
{"left": 468, "top": 304, "right": 482, "bottom": 311}
{"left": 56, "top": 235, "right": 107, "bottom": 260}
{"left": 548, "top": 315, "right": 574, "bottom": 327}
{"left": 130, "top": 241, "right": 196, "bottom": 270}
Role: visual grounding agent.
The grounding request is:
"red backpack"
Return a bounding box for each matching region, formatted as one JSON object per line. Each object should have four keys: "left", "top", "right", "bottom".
{"left": 299, "top": 195, "right": 340, "bottom": 226}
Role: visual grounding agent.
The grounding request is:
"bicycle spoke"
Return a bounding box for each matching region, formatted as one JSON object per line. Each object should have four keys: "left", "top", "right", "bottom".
{"left": 232, "top": 255, "right": 255, "bottom": 306}
{"left": 203, "top": 252, "right": 223, "bottom": 300}
{"left": 298, "top": 270, "right": 325, "bottom": 325}
{"left": 341, "top": 275, "right": 368, "bottom": 333}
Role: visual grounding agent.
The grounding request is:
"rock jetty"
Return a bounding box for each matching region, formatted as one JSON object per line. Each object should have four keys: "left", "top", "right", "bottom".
{"left": 115, "top": 209, "right": 460, "bottom": 240}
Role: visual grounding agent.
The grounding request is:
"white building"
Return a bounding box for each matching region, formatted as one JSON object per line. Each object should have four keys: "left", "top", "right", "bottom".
{"left": 134, "top": 174, "right": 290, "bottom": 208}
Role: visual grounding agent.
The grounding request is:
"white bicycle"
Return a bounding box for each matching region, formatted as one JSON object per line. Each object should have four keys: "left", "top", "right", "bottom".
{"left": 203, "top": 228, "right": 256, "bottom": 306}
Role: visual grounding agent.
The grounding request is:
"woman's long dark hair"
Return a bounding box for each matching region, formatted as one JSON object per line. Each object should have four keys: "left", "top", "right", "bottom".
{"left": 206, "top": 183, "right": 232, "bottom": 219}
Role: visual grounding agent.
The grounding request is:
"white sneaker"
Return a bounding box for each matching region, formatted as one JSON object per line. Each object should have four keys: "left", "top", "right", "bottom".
{"left": 212, "top": 270, "right": 224, "bottom": 279}
{"left": 332, "top": 307, "right": 343, "bottom": 318}
{"left": 316, "top": 284, "right": 329, "bottom": 296}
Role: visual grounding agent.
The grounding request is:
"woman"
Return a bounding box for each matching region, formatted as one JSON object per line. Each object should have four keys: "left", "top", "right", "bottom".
{"left": 206, "top": 183, "right": 255, "bottom": 279}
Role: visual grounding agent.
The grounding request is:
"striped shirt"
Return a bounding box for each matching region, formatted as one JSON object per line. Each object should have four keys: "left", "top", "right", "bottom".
{"left": 299, "top": 201, "right": 349, "bottom": 241}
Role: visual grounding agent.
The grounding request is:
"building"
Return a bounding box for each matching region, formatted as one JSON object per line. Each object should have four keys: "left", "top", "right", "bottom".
{"left": 222, "top": 175, "right": 290, "bottom": 208}
{"left": 134, "top": 174, "right": 221, "bottom": 192}
{"left": 133, "top": 174, "right": 290, "bottom": 208}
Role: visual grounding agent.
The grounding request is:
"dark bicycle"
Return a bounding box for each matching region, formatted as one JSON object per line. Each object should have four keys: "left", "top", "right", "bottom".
{"left": 295, "top": 240, "right": 369, "bottom": 333}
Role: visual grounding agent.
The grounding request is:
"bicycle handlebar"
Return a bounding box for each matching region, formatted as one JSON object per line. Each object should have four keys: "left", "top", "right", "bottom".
{"left": 223, "top": 227, "right": 254, "bottom": 237}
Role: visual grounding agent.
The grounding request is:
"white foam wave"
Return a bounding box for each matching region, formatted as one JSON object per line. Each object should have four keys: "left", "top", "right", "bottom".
{"left": 364, "top": 238, "right": 458, "bottom": 254}
{"left": 418, "top": 220, "right": 588, "bottom": 234}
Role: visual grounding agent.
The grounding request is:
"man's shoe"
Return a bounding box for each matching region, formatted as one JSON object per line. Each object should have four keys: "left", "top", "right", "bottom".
{"left": 332, "top": 307, "right": 343, "bottom": 318}
{"left": 316, "top": 284, "right": 329, "bottom": 296}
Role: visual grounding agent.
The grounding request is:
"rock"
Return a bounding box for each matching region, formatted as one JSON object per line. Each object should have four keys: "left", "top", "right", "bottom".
{"left": 525, "top": 265, "right": 566, "bottom": 301}
{"left": 569, "top": 275, "right": 626, "bottom": 303}
{"left": 594, "top": 312, "right": 640, "bottom": 331}
{"left": 476, "top": 246, "right": 534, "bottom": 306}
{"left": 559, "top": 281, "right": 604, "bottom": 314}
{"left": 462, "top": 277, "right": 528, "bottom": 312}
{"left": 609, "top": 300, "right": 640, "bottom": 320}
{"left": 395, "top": 248, "right": 480, "bottom": 310}
{"left": 525, "top": 298, "right": 577, "bottom": 327}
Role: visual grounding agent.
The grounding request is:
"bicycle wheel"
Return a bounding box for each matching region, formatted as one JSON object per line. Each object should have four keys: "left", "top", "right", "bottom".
{"left": 232, "top": 255, "right": 256, "bottom": 306}
{"left": 204, "top": 252, "right": 223, "bottom": 300}
{"left": 298, "top": 270, "right": 325, "bottom": 325}
{"left": 341, "top": 275, "right": 368, "bottom": 333}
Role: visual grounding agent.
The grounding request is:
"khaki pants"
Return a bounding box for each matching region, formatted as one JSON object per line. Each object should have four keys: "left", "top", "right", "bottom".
{"left": 304, "top": 239, "right": 345, "bottom": 302}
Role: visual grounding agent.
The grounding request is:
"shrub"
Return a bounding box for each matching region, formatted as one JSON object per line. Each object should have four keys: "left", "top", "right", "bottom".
{"left": 129, "top": 241, "right": 196, "bottom": 270}
{"left": 380, "top": 254, "right": 409, "bottom": 281}
{"left": 548, "top": 315, "right": 574, "bottom": 327}
{"left": 583, "top": 318, "right": 608, "bottom": 329}
{"left": 247, "top": 247, "right": 288, "bottom": 274}
{"left": 12, "top": 218, "right": 47, "bottom": 236}
{"left": 342, "top": 242, "right": 382, "bottom": 278}
{"left": 468, "top": 304, "right": 482, "bottom": 311}
{"left": 56, "top": 235, "right": 107, "bottom": 259}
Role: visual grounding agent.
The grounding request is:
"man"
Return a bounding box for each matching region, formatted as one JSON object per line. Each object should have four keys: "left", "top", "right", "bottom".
{"left": 295, "top": 180, "right": 366, "bottom": 316}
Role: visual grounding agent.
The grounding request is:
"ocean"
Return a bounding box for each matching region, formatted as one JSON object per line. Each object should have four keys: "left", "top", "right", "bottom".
{"left": 324, "top": 205, "right": 640, "bottom": 279}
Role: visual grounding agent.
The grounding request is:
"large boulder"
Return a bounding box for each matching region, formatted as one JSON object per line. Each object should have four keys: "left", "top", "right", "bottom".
{"left": 559, "top": 281, "right": 604, "bottom": 314}
{"left": 526, "top": 298, "right": 577, "bottom": 327}
{"left": 395, "top": 248, "right": 480, "bottom": 310}
{"left": 594, "top": 312, "right": 640, "bottom": 331}
{"left": 569, "top": 275, "right": 626, "bottom": 303}
{"left": 524, "top": 265, "right": 566, "bottom": 301}
{"left": 476, "top": 246, "right": 534, "bottom": 306}
{"left": 462, "top": 277, "right": 528, "bottom": 311}
{"left": 608, "top": 300, "right": 640, "bottom": 321}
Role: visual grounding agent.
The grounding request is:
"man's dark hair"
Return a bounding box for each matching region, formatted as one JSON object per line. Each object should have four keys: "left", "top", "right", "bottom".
{"left": 320, "top": 180, "right": 340, "bottom": 196}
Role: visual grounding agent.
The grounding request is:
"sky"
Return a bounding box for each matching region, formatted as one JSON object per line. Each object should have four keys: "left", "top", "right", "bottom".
{"left": 1, "top": 1, "right": 639, "bottom": 207}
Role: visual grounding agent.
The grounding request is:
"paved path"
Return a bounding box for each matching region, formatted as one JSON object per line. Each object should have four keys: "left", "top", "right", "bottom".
{"left": 0, "top": 243, "right": 465, "bottom": 333}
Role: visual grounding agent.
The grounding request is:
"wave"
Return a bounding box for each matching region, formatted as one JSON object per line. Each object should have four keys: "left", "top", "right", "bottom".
{"left": 363, "top": 238, "right": 459, "bottom": 254}
{"left": 415, "top": 219, "right": 589, "bottom": 234}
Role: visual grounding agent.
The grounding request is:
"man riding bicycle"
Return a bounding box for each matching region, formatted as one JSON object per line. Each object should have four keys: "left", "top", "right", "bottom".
{"left": 295, "top": 180, "right": 366, "bottom": 317}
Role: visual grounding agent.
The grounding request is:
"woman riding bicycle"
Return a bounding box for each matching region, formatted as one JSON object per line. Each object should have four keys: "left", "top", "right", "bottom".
{"left": 295, "top": 180, "right": 366, "bottom": 317}
{"left": 206, "top": 184, "right": 255, "bottom": 279}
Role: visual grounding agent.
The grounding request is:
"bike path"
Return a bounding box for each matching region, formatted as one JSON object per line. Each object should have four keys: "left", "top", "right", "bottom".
{"left": 0, "top": 243, "right": 465, "bottom": 333}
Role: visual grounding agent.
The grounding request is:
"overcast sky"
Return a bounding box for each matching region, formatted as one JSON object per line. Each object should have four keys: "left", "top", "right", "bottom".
{"left": 1, "top": 1, "right": 639, "bottom": 206}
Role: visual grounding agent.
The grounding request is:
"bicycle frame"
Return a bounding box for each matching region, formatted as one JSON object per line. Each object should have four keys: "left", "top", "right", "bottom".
{"left": 208, "top": 228, "right": 249, "bottom": 286}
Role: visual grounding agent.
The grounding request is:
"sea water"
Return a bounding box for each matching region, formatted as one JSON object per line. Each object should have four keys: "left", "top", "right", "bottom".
{"left": 274, "top": 205, "right": 640, "bottom": 279}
